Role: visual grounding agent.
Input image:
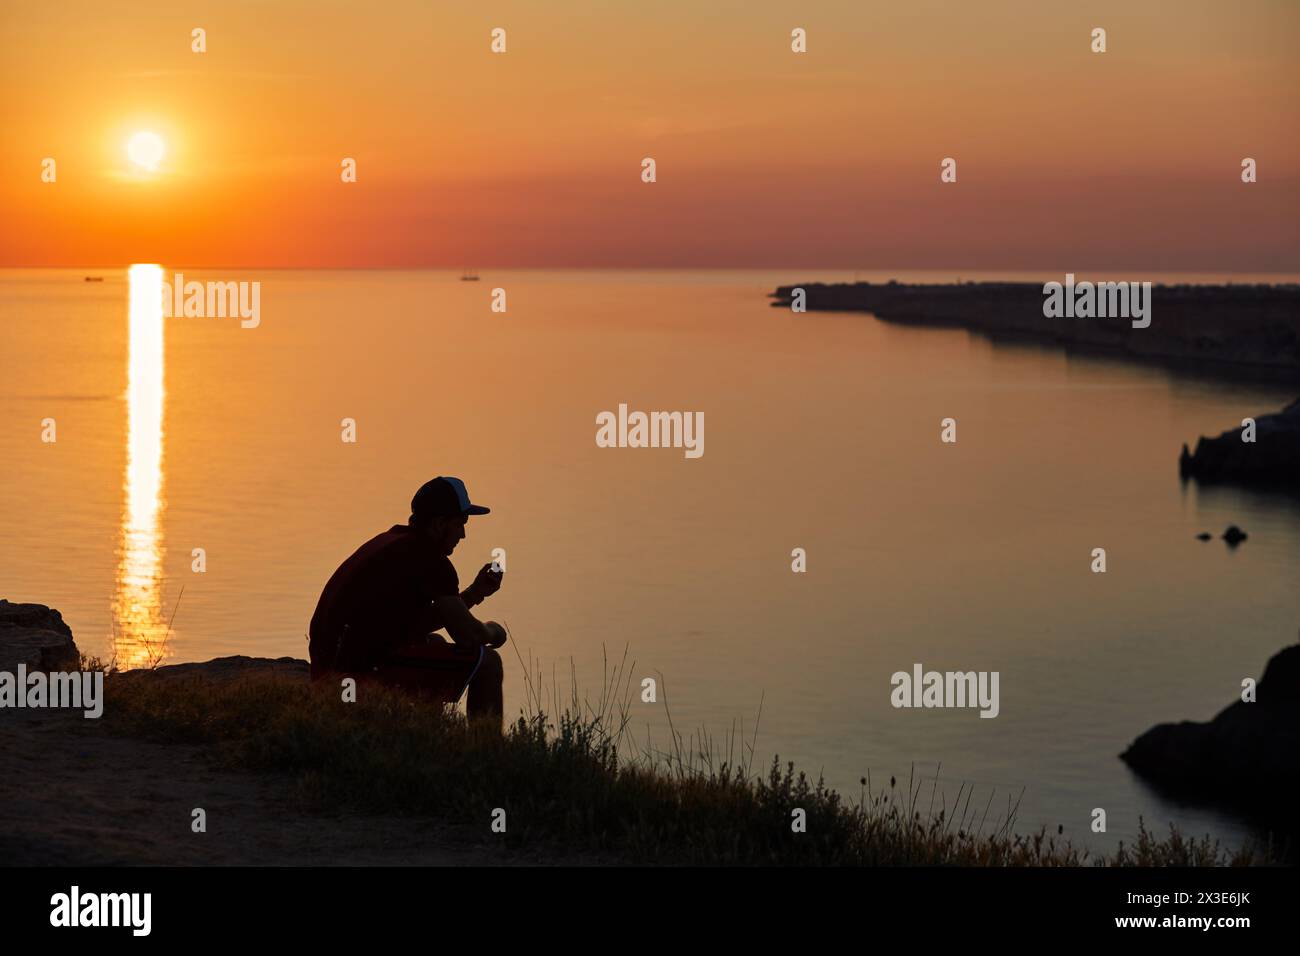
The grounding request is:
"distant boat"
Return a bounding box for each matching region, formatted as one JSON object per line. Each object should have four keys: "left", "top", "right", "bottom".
{"left": 83, "top": 276, "right": 104, "bottom": 282}
{"left": 460, "top": 269, "right": 480, "bottom": 282}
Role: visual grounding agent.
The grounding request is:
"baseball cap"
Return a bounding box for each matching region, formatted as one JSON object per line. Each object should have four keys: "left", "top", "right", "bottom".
{"left": 411, "top": 476, "right": 491, "bottom": 519}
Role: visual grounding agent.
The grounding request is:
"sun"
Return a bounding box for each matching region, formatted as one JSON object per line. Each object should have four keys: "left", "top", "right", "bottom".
{"left": 126, "top": 131, "right": 166, "bottom": 172}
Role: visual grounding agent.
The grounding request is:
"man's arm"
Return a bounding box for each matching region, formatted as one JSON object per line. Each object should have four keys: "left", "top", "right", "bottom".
{"left": 433, "top": 594, "right": 506, "bottom": 649}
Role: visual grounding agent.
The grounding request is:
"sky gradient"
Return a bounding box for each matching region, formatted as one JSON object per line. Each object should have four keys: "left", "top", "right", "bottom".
{"left": 2, "top": 0, "right": 1297, "bottom": 269}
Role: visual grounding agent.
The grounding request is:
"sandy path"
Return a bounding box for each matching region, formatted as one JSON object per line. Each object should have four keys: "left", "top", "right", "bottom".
{"left": 0, "top": 708, "right": 577, "bottom": 866}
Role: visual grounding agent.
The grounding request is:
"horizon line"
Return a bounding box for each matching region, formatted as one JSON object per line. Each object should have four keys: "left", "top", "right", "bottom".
{"left": 7, "top": 265, "right": 1300, "bottom": 277}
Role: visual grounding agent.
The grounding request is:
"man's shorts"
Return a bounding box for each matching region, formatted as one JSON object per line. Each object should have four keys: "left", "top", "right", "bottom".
{"left": 370, "top": 637, "right": 488, "bottom": 703}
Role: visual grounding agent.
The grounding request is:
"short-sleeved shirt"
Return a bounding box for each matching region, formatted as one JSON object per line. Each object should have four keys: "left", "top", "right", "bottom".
{"left": 309, "top": 525, "right": 460, "bottom": 676}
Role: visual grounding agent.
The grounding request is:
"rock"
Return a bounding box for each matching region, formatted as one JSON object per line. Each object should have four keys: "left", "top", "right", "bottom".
{"left": 2, "top": 601, "right": 304, "bottom": 686}
{"left": 1180, "top": 397, "right": 1300, "bottom": 486}
{"left": 0, "top": 600, "right": 80, "bottom": 673}
{"left": 1195, "top": 532, "right": 1212, "bottom": 541}
{"left": 1222, "top": 525, "right": 1248, "bottom": 545}
{"left": 1120, "top": 641, "right": 1300, "bottom": 828}
{"left": 114, "top": 655, "right": 308, "bottom": 685}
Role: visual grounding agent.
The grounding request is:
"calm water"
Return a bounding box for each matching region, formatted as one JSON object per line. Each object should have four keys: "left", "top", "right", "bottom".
{"left": 3, "top": 267, "right": 1298, "bottom": 855}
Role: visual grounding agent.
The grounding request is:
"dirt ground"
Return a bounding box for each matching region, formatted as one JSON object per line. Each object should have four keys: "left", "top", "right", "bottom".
{"left": 0, "top": 707, "right": 585, "bottom": 866}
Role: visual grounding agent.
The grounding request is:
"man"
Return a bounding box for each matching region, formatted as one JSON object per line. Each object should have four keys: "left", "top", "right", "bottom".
{"left": 309, "top": 476, "right": 507, "bottom": 729}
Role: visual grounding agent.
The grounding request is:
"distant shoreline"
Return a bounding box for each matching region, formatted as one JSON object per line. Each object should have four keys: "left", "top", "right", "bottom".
{"left": 770, "top": 281, "right": 1300, "bottom": 379}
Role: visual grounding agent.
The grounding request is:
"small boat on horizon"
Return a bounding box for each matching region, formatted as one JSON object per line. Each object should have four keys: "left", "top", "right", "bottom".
{"left": 83, "top": 276, "right": 104, "bottom": 282}
{"left": 460, "top": 269, "right": 480, "bottom": 282}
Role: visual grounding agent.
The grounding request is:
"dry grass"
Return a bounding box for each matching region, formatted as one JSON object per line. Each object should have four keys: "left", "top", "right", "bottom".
{"left": 89, "top": 647, "right": 1265, "bottom": 866}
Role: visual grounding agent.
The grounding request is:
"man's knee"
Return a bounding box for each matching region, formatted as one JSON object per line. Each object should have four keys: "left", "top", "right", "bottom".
{"left": 478, "top": 646, "right": 503, "bottom": 682}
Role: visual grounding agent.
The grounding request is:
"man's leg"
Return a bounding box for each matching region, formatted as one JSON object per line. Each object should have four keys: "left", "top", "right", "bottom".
{"left": 466, "top": 646, "right": 504, "bottom": 732}
{"left": 371, "top": 638, "right": 481, "bottom": 708}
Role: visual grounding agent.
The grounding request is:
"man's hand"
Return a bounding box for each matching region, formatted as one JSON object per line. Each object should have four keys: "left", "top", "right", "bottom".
{"left": 432, "top": 595, "right": 506, "bottom": 650}
{"left": 465, "top": 563, "right": 503, "bottom": 606}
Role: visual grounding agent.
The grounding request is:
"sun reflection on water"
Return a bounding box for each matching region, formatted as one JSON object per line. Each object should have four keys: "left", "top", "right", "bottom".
{"left": 113, "top": 264, "right": 168, "bottom": 668}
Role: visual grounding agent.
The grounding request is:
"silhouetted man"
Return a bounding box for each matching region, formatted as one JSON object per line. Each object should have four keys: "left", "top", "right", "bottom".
{"left": 309, "top": 476, "right": 507, "bottom": 729}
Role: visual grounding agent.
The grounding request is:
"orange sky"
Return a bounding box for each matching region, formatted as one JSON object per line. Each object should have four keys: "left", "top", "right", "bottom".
{"left": 2, "top": 0, "right": 1297, "bottom": 269}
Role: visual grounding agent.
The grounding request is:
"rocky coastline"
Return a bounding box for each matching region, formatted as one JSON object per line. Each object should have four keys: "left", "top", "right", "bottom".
{"left": 770, "top": 281, "right": 1300, "bottom": 376}
{"left": 1180, "top": 397, "right": 1300, "bottom": 487}
{"left": 1121, "top": 642, "right": 1300, "bottom": 834}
